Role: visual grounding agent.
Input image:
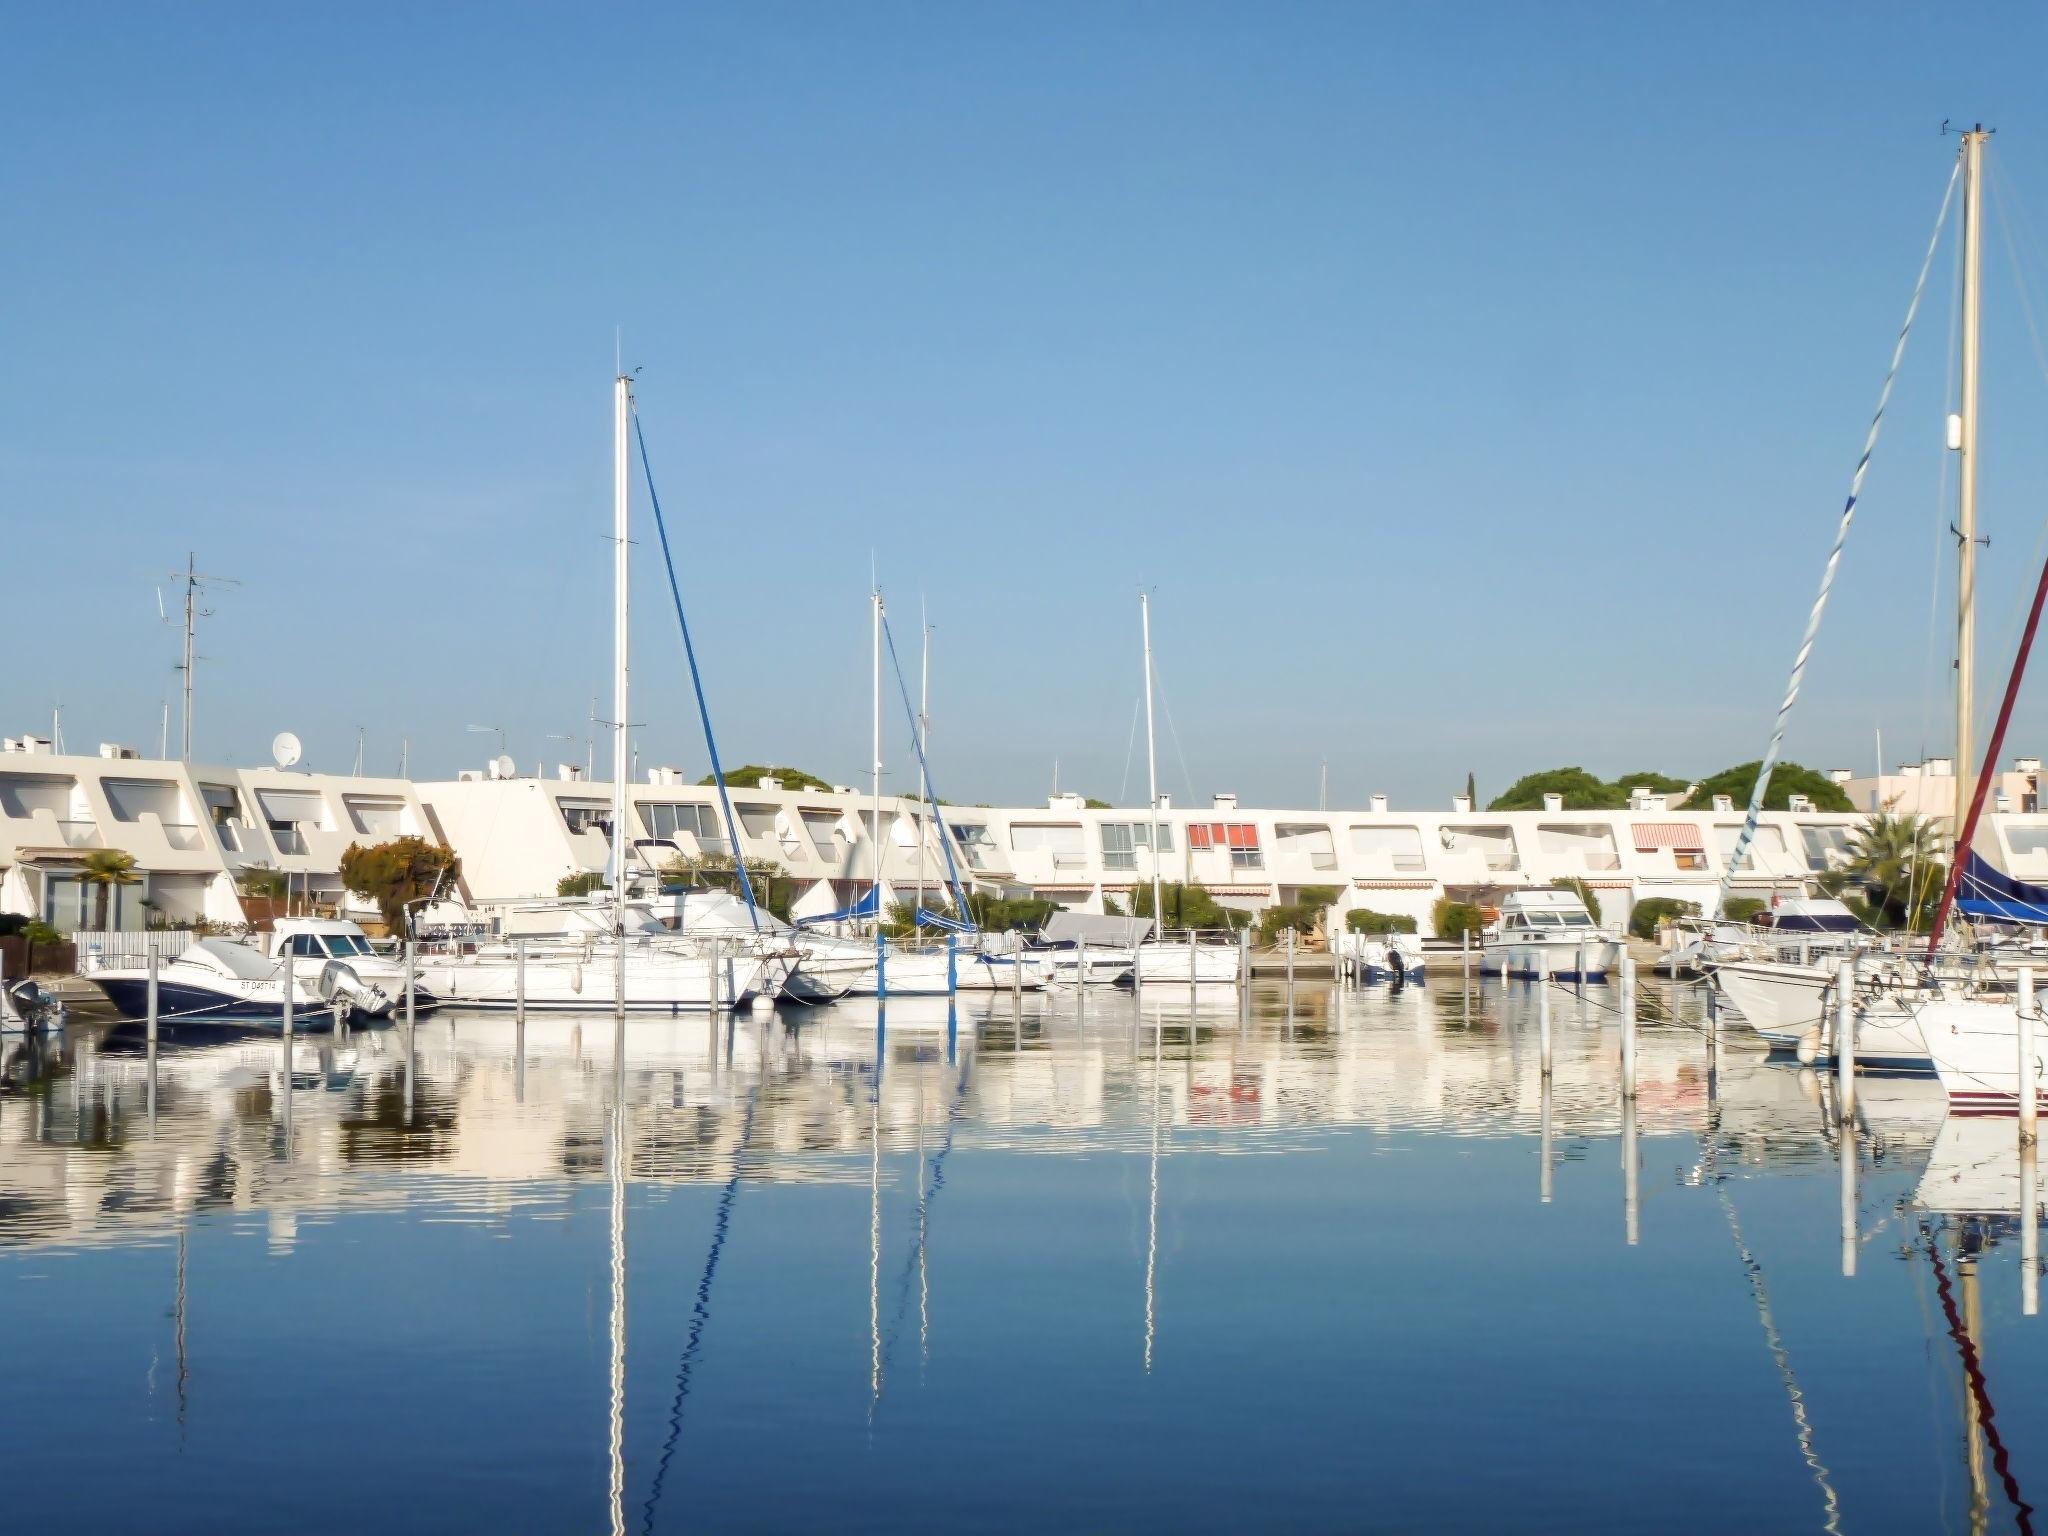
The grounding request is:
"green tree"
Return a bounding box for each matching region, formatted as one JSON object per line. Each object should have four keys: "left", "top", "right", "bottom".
{"left": 1129, "top": 882, "right": 1252, "bottom": 932}
{"left": 1629, "top": 897, "right": 1699, "bottom": 940}
{"left": 339, "top": 837, "right": 462, "bottom": 935}
{"left": 1686, "top": 760, "right": 1853, "bottom": 814}
{"left": 1083, "top": 797, "right": 1111, "bottom": 810}
{"left": 235, "top": 864, "right": 288, "bottom": 901}
{"left": 79, "top": 849, "right": 140, "bottom": 930}
{"left": 557, "top": 870, "right": 607, "bottom": 898}
{"left": 1833, "top": 811, "right": 1945, "bottom": 927}
{"left": 1347, "top": 907, "right": 1419, "bottom": 935}
{"left": 1488, "top": 767, "right": 1627, "bottom": 811}
{"left": 1612, "top": 770, "right": 1692, "bottom": 799}
{"left": 1550, "top": 875, "right": 1602, "bottom": 918}
{"left": 1431, "top": 896, "right": 1485, "bottom": 940}
{"left": 1464, "top": 771, "right": 1477, "bottom": 809}
{"left": 700, "top": 764, "right": 834, "bottom": 792}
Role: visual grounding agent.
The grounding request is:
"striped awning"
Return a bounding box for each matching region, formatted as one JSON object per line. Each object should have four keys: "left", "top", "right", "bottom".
{"left": 1352, "top": 878, "right": 1435, "bottom": 890}
{"left": 1632, "top": 822, "right": 1704, "bottom": 852}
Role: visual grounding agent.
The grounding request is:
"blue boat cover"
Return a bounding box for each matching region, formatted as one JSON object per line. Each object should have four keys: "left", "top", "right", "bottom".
{"left": 795, "top": 887, "right": 882, "bottom": 927}
{"left": 1956, "top": 850, "right": 2048, "bottom": 924}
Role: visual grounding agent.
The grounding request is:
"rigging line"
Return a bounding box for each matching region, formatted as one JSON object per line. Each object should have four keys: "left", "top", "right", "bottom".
{"left": 1710, "top": 1164, "right": 1845, "bottom": 1533}
{"left": 1925, "top": 1228, "right": 2036, "bottom": 1534}
{"left": 1718, "top": 155, "right": 1961, "bottom": 913}
{"left": 632, "top": 414, "right": 760, "bottom": 930}
{"left": 640, "top": 1085, "right": 763, "bottom": 1536}
{"left": 1149, "top": 659, "right": 1200, "bottom": 809}
{"left": 1118, "top": 695, "right": 1141, "bottom": 806}
{"left": 879, "top": 612, "right": 970, "bottom": 919}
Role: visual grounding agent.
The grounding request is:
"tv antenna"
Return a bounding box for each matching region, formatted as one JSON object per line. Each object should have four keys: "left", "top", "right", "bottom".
{"left": 160, "top": 552, "right": 239, "bottom": 763}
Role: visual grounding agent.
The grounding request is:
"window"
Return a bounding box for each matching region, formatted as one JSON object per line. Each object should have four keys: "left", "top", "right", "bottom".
{"left": 1440, "top": 825, "right": 1518, "bottom": 871}
{"left": 1189, "top": 822, "right": 1262, "bottom": 868}
{"left": 1713, "top": 824, "right": 1787, "bottom": 871}
{"left": 1350, "top": 825, "right": 1426, "bottom": 871}
{"left": 1101, "top": 823, "right": 1137, "bottom": 871}
{"left": 288, "top": 933, "right": 324, "bottom": 958}
{"left": 948, "top": 821, "right": 996, "bottom": 871}
{"left": 1274, "top": 823, "right": 1337, "bottom": 870}
{"left": 560, "top": 800, "right": 613, "bottom": 837}
{"left": 1010, "top": 822, "right": 1087, "bottom": 869}
{"left": 345, "top": 796, "right": 406, "bottom": 837}
{"left": 640, "top": 801, "right": 726, "bottom": 851}
{"left": 1135, "top": 820, "right": 1173, "bottom": 854}
{"left": 1537, "top": 824, "right": 1620, "bottom": 872}
{"left": 800, "top": 809, "right": 845, "bottom": 863}
{"left": 735, "top": 803, "right": 780, "bottom": 840}
{"left": 1799, "top": 824, "right": 1853, "bottom": 873}
{"left": 104, "top": 778, "right": 187, "bottom": 824}
{"left": 2008, "top": 825, "right": 2048, "bottom": 857}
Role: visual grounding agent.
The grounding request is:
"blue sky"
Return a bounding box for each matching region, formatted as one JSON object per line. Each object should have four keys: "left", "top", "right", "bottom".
{"left": 9, "top": 3, "right": 2048, "bottom": 809}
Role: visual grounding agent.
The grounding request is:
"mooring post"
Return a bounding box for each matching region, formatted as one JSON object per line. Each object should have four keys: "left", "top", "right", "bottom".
{"left": 515, "top": 935, "right": 527, "bottom": 1028}
{"left": 1620, "top": 954, "right": 1637, "bottom": 1100}
{"left": 1538, "top": 960, "right": 1552, "bottom": 1078}
{"left": 1187, "top": 928, "right": 1197, "bottom": 987}
{"left": 1840, "top": 1121, "right": 1858, "bottom": 1279}
{"left": 2022, "top": 1141, "right": 2039, "bottom": 1318}
{"left": 1622, "top": 1097, "right": 1639, "bottom": 1247}
{"left": 946, "top": 932, "right": 958, "bottom": 999}
{"left": 1539, "top": 1071, "right": 1554, "bottom": 1204}
{"left": 404, "top": 940, "right": 416, "bottom": 1034}
{"left": 1075, "top": 936, "right": 1087, "bottom": 991}
{"left": 1011, "top": 936, "right": 1023, "bottom": 1002}
{"left": 1836, "top": 958, "right": 1856, "bottom": 1122}
{"left": 146, "top": 939, "right": 160, "bottom": 1130}
{"left": 282, "top": 946, "right": 295, "bottom": 1046}
{"left": 1575, "top": 941, "right": 1586, "bottom": 996}
{"left": 1285, "top": 926, "right": 1296, "bottom": 992}
{"left": 2021, "top": 967, "right": 2038, "bottom": 1145}
{"left": 707, "top": 937, "right": 722, "bottom": 1017}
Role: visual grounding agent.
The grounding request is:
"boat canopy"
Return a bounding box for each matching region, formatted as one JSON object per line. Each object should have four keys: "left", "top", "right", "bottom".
{"left": 1758, "top": 896, "right": 1860, "bottom": 934}
{"left": 795, "top": 887, "right": 882, "bottom": 928}
{"left": 1040, "top": 911, "right": 1154, "bottom": 948}
{"left": 186, "top": 937, "right": 282, "bottom": 981}
{"left": 1955, "top": 850, "right": 2048, "bottom": 925}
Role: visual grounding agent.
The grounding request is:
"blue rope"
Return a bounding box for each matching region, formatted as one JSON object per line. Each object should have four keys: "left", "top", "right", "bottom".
{"left": 632, "top": 414, "right": 759, "bottom": 930}
{"left": 879, "top": 612, "right": 970, "bottom": 920}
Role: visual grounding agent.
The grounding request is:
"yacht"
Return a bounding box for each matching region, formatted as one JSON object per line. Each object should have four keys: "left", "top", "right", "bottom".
{"left": 1479, "top": 890, "right": 1621, "bottom": 981}
{"left": 1132, "top": 933, "right": 1243, "bottom": 985}
{"left": 260, "top": 917, "right": 440, "bottom": 1009}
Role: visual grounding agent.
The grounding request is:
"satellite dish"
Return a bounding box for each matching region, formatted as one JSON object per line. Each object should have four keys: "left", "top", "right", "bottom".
{"left": 271, "top": 731, "right": 302, "bottom": 770}
{"left": 493, "top": 753, "right": 517, "bottom": 780}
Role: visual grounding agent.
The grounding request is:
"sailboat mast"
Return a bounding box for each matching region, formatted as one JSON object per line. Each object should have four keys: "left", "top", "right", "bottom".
{"left": 1956, "top": 126, "right": 1987, "bottom": 841}
{"left": 1141, "top": 591, "right": 1164, "bottom": 930}
{"left": 917, "top": 619, "right": 931, "bottom": 909}
{"left": 611, "top": 373, "right": 632, "bottom": 930}
{"left": 872, "top": 587, "right": 884, "bottom": 923}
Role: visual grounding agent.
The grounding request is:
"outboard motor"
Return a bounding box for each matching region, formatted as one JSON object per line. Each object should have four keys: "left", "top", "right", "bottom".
{"left": 316, "top": 961, "right": 395, "bottom": 1023}
{"left": 2, "top": 977, "right": 64, "bottom": 1031}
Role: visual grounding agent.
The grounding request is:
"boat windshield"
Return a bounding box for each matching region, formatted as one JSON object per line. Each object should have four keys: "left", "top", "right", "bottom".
{"left": 1558, "top": 912, "right": 1594, "bottom": 927}
{"left": 323, "top": 933, "right": 373, "bottom": 956}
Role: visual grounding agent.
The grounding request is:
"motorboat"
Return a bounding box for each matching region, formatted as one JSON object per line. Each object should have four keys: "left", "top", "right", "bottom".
{"left": 1479, "top": 890, "right": 1622, "bottom": 981}
{"left": 1338, "top": 932, "right": 1425, "bottom": 984}
{"left": 1028, "top": 911, "right": 1146, "bottom": 986}
{"left": 81, "top": 935, "right": 393, "bottom": 1027}
{"left": 261, "top": 917, "right": 440, "bottom": 1009}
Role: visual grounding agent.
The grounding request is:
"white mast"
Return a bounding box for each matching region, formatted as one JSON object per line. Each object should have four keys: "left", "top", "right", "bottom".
{"left": 916, "top": 617, "right": 931, "bottom": 909}
{"left": 872, "top": 586, "right": 885, "bottom": 923}
{"left": 1955, "top": 125, "right": 1988, "bottom": 842}
{"left": 1141, "top": 590, "right": 1164, "bottom": 930}
{"left": 611, "top": 372, "right": 633, "bottom": 929}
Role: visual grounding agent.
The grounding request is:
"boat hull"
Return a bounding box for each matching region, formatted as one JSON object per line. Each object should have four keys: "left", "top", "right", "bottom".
{"left": 92, "top": 977, "right": 338, "bottom": 1030}
{"left": 1480, "top": 937, "right": 1619, "bottom": 982}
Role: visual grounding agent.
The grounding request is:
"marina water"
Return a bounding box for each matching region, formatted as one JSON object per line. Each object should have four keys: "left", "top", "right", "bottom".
{"left": 3, "top": 978, "right": 2043, "bottom": 1533}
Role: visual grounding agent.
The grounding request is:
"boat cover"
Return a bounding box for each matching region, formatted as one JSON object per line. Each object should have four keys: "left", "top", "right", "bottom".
{"left": 1956, "top": 850, "right": 2048, "bottom": 924}
{"left": 1040, "top": 912, "right": 1154, "bottom": 947}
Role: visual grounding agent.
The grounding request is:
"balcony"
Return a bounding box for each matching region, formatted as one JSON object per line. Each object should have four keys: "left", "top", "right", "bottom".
{"left": 56, "top": 819, "right": 102, "bottom": 848}
{"left": 161, "top": 823, "right": 205, "bottom": 851}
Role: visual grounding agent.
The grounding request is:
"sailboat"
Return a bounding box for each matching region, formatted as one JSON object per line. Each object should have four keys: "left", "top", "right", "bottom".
{"left": 1130, "top": 592, "right": 1243, "bottom": 986}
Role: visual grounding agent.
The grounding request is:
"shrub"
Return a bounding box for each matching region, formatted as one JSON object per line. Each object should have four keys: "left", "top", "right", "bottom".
{"left": 557, "top": 870, "right": 607, "bottom": 898}
{"left": 1629, "top": 897, "right": 1699, "bottom": 940}
{"left": 1551, "top": 876, "right": 1601, "bottom": 918}
{"left": 1723, "top": 896, "right": 1767, "bottom": 924}
{"left": 1129, "top": 882, "right": 1252, "bottom": 932}
{"left": 1347, "top": 907, "right": 1418, "bottom": 935}
{"left": 1488, "top": 767, "right": 1627, "bottom": 811}
{"left": 1431, "top": 897, "right": 1485, "bottom": 940}
{"left": 701, "top": 764, "right": 833, "bottom": 791}
{"left": 1686, "top": 761, "right": 1853, "bottom": 814}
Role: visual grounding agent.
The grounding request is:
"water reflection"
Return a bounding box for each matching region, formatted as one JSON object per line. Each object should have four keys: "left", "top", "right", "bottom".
{"left": 2, "top": 975, "right": 2044, "bottom": 1533}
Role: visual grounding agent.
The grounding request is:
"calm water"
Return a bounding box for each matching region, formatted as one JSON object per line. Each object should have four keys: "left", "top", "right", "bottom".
{"left": 3, "top": 976, "right": 2042, "bottom": 1534}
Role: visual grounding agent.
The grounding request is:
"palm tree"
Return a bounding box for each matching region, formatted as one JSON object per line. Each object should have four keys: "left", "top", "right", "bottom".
{"left": 1839, "top": 812, "right": 1944, "bottom": 928}
{"left": 78, "top": 849, "right": 140, "bottom": 931}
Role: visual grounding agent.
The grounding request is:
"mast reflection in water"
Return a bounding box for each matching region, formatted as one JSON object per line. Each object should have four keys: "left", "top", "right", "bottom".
{"left": 2, "top": 979, "right": 2044, "bottom": 1534}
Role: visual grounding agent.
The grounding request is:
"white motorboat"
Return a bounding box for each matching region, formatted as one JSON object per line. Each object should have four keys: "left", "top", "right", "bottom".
{"left": 262, "top": 917, "right": 440, "bottom": 1007}
{"left": 1479, "top": 890, "right": 1622, "bottom": 981}
{"left": 1338, "top": 932, "right": 1425, "bottom": 984}
{"left": 411, "top": 931, "right": 767, "bottom": 1012}
{"left": 82, "top": 935, "right": 392, "bottom": 1027}
{"left": 1029, "top": 911, "right": 1146, "bottom": 986}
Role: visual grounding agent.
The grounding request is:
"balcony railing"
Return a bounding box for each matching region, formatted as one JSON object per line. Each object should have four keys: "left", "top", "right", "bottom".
{"left": 56, "top": 819, "right": 101, "bottom": 848}
{"left": 161, "top": 823, "right": 204, "bottom": 851}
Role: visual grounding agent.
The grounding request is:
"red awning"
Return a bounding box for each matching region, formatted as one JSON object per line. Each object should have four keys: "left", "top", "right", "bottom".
{"left": 1632, "top": 822, "right": 1704, "bottom": 852}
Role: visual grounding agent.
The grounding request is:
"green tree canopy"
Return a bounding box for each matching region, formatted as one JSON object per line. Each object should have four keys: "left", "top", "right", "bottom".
{"left": 340, "top": 837, "right": 462, "bottom": 935}
{"left": 1129, "top": 882, "right": 1253, "bottom": 932}
{"left": 1686, "top": 761, "right": 1853, "bottom": 814}
{"left": 1488, "top": 767, "right": 1627, "bottom": 811}
{"left": 700, "top": 764, "right": 834, "bottom": 791}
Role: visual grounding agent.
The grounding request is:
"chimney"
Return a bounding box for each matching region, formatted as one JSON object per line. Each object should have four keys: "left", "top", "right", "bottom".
{"left": 1787, "top": 794, "right": 1814, "bottom": 813}
{"left": 556, "top": 763, "right": 583, "bottom": 781}
{"left": 1926, "top": 757, "right": 1953, "bottom": 777}
{"left": 2018, "top": 758, "right": 2043, "bottom": 775}
{"left": 1159, "top": 793, "right": 1172, "bottom": 811}
{"left": 1712, "top": 794, "right": 1734, "bottom": 811}
{"left": 1451, "top": 794, "right": 1472, "bottom": 813}
{"left": 2, "top": 735, "right": 52, "bottom": 755}
{"left": 759, "top": 774, "right": 782, "bottom": 791}
{"left": 1212, "top": 792, "right": 1238, "bottom": 811}
{"left": 1370, "top": 793, "right": 1389, "bottom": 813}
{"left": 1826, "top": 768, "right": 1853, "bottom": 785}
{"left": 1542, "top": 793, "right": 1563, "bottom": 812}
{"left": 1049, "top": 791, "right": 1085, "bottom": 811}
{"left": 98, "top": 743, "right": 140, "bottom": 759}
